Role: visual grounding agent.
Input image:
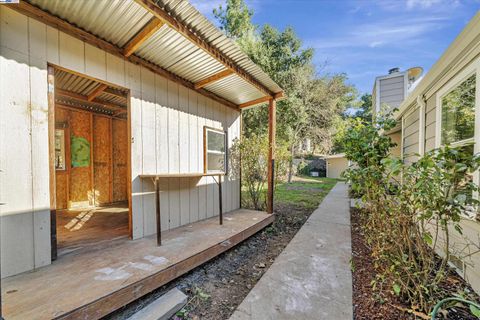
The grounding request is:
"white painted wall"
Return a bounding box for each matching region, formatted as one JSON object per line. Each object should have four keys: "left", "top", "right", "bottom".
{"left": 326, "top": 157, "right": 348, "bottom": 179}
{"left": 0, "top": 7, "right": 240, "bottom": 278}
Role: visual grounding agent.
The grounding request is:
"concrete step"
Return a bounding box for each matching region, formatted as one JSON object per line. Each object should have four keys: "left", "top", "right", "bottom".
{"left": 127, "top": 288, "right": 188, "bottom": 320}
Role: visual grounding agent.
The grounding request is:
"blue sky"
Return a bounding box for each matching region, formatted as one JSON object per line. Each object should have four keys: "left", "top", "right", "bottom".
{"left": 191, "top": 0, "right": 479, "bottom": 95}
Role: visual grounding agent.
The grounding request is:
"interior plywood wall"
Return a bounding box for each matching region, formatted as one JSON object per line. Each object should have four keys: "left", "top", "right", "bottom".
{"left": 93, "top": 115, "right": 112, "bottom": 206}
{"left": 54, "top": 106, "right": 127, "bottom": 209}
{"left": 112, "top": 119, "right": 128, "bottom": 203}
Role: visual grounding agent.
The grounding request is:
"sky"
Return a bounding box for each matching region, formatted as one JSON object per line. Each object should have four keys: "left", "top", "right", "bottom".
{"left": 191, "top": 0, "right": 479, "bottom": 95}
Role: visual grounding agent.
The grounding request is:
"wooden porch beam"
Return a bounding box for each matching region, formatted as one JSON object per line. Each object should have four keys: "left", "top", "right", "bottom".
{"left": 123, "top": 18, "right": 164, "bottom": 57}
{"left": 239, "top": 91, "right": 284, "bottom": 109}
{"left": 194, "top": 69, "right": 234, "bottom": 90}
{"left": 87, "top": 84, "right": 108, "bottom": 102}
{"left": 239, "top": 96, "right": 270, "bottom": 109}
{"left": 135, "top": 0, "right": 278, "bottom": 98}
{"left": 267, "top": 98, "right": 276, "bottom": 214}
{"left": 11, "top": 1, "right": 239, "bottom": 110}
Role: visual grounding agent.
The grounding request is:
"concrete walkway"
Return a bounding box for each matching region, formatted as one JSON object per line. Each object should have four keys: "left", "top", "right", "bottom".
{"left": 230, "top": 183, "right": 352, "bottom": 320}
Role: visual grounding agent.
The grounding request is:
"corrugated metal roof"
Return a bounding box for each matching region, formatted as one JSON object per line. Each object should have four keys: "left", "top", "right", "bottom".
{"left": 155, "top": 0, "right": 283, "bottom": 93}
{"left": 136, "top": 26, "right": 226, "bottom": 83}
{"left": 204, "top": 75, "right": 264, "bottom": 105}
{"left": 29, "top": 0, "right": 153, "bottom": 47}
{"left": 26, "top": 0, "right": 283, "bottom": 107}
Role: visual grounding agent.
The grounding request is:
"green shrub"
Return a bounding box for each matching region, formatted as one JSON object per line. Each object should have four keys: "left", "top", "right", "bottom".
{"left": 342, "top": 112, "right": 480, "bottom": 314}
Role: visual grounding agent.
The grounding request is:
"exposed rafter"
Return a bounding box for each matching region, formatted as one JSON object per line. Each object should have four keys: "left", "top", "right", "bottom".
{"left": 103, "top": 87, "right": 128, "bottom": 99}
{"left": 11, "top": 1, "right": 239, "bottom": 110}
{"left": 123, "top": 18, "right": 164, "bottom": 57}
{"left": 135, "top": 0, "right": 280, "bottom": 98}
{"left": 194, "top": 69, "right": 235, "bottom": 90}
{"left": 56, "top": 88, "right": 127, "bottom": 113}
{"left": 87, "top": 84, "right": 108, "bottom": 102}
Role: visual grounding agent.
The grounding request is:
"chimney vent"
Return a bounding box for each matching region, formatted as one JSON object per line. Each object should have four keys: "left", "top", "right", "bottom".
{"left": 389, "top": 67, "right": 400, "bottom": 74}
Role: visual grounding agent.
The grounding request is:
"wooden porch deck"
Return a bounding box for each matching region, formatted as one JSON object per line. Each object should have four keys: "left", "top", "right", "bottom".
{"left": 2, "top": 209, "right": 274, "bottom": 320}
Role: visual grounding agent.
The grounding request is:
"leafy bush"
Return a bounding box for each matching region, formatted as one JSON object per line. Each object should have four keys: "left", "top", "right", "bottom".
{"left": 230, "top": 134, "right": 290, "bottom": 210}
{"left": 342, "top": 112, "right": 480, "bottom": 314}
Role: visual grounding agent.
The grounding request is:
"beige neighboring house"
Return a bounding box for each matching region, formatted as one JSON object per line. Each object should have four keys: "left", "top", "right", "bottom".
{"left": 372, "top": 66, "right": 424, "bottom": 159}
{"left": 326, "top": 154, "right": 348, "bottom": 179}
{"left": 383, "top": 11, "right": 480, "bottom": 293}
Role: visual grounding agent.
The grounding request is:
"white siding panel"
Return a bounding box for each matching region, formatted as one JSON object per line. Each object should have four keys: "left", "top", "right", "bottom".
{"left": 0, "top": 7, "right": 28, "bottom": 54}
{"left": 106, "top": 53, "right": 125, "bottom": 87}
{"left": 0, "top": 48, "right": 34, "bottom": 277}
{"left": 85, "top": 44, "right": 106, "bottom": 81}
{"left": 29, "top": 21, "right": 51, "bottom": 267}
{"left": 141, "top": 68, "right": 156, "bottom": 236}
{"left": 167, "top": 80, "right": 179, "bottom": 173}
{"left": 155, "top": 75, "right": 168, "bottom": 173}
{"left": 130, "top": 94, "right": 143, "bottom": 239}
{"left": 46, "top": 26, "right": 59, "bottom": 65}
{"left": 168, "top": 179, "right": 180, "bottom": 228}
{"left": 59, "top": 32, "right": 84, "bottom": 74}
{"left": 197, "top": 95, "right": 207, "bottom": 221}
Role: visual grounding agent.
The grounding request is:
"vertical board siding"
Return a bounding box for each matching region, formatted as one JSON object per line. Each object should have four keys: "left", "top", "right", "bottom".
{"left": 0, "top": 7, "right": 240, "bottom": 277}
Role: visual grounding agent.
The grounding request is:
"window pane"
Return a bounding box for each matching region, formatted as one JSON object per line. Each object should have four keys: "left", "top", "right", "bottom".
{"left": 441, "top": 74, "right": 476, "bottom": 144}
{"left": 207, "top": 130, "right": 225, "bottom": 152}
{"left": 55, "top": 129, "right": 66, "bottom": 170}
{"left": 207, "top": 153, "right": 224, "bottom": 172}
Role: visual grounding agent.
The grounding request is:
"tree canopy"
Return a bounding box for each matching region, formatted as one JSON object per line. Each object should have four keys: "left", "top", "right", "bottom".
{"left": 214, "top": 0, "right": 357, "bottom": 169}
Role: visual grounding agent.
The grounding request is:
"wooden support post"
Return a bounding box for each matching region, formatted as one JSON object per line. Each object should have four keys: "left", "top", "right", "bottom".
{"left": 155, "top": 178, "right": 162, "bottom": 246}
{"left": 218, "top": 175, "right": 223, "bottom": 225}
{"left": 267, "top": 98, "right": 276, "bottom": 214}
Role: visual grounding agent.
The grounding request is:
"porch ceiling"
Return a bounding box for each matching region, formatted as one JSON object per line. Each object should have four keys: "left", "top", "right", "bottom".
{"left": 54, "top": 68, "right": 129, "bottom": 118}
{"left": 24, "top": 0, "right": 283, "bottom": 108}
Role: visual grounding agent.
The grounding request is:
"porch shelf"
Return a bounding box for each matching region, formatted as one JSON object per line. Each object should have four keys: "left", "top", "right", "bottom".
{"left": 139, "top": 173, "right": 224, "bottom": 178}
{"left": 139, "top": 173, "right": 226, "bottom": 246}
{"left": 2, "top": 209, "right": 274, "bottom": 320}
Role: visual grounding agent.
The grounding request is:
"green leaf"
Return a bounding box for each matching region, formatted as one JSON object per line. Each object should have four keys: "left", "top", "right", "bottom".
{"left": 393, "top": 283, "right": 401, "bottom": 296}
{"left": 423, "top": 232, "right": 433, "bottom": 246}
{"left": 469, "top": 304, "right": 480, "bottom": 318}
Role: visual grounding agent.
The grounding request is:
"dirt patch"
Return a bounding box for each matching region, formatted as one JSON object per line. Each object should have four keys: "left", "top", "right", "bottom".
{"left": 351, "top": 208, "right": 480, "bottom": 320}
{"left": 105, "top": 202, "right": 313, "bottom": 320}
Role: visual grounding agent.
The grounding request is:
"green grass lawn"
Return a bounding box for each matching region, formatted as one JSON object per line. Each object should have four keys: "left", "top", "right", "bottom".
{"left": 242, "top": 176, "right": 338, "bottom": 211}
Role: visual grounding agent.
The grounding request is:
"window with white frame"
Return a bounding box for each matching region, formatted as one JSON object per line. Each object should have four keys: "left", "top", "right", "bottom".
{"left": 441, "top": 74, "right": 476, "bottom": 146}
{"left": 438, "top": 68, "right": 478, "bottom": 221}
{"left": 204, "top": 126, "right": 226, "bottom": 174}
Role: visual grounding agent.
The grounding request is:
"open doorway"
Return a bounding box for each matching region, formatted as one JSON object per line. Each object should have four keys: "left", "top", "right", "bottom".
{"left": 50, "top": 66, "right": 131, "bottom": 258}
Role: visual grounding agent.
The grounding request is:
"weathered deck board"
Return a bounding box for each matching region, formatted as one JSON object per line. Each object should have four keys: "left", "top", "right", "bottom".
{"left": 2, "top": 209, "right": 273, "bottom": 320}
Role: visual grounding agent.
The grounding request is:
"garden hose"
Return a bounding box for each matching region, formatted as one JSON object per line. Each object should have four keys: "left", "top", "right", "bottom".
{"left": 430, "top": 297, "right": 480, "bottom": 319}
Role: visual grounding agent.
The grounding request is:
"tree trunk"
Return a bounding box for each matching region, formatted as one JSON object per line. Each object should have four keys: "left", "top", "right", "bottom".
{"left": 288, "top": 143, "right": 295, "bottom": 183}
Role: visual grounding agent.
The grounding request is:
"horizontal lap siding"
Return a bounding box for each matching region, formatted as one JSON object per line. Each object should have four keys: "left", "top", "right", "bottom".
{"left": 425, "top": 94, "right": 437, "bottom": 152}
{"left": 402, "top": 108, "right": 420, "bottom": 164}
{"left": 0, "top": 7, "right": 241, "bottom": 277}
{"left": 380, "top": 76, "right": 405, "bottom": 109}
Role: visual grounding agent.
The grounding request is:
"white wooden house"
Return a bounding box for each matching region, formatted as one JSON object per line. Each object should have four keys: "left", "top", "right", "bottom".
{"left": 0, "top": 1, "right": 283, "bottom": 318}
